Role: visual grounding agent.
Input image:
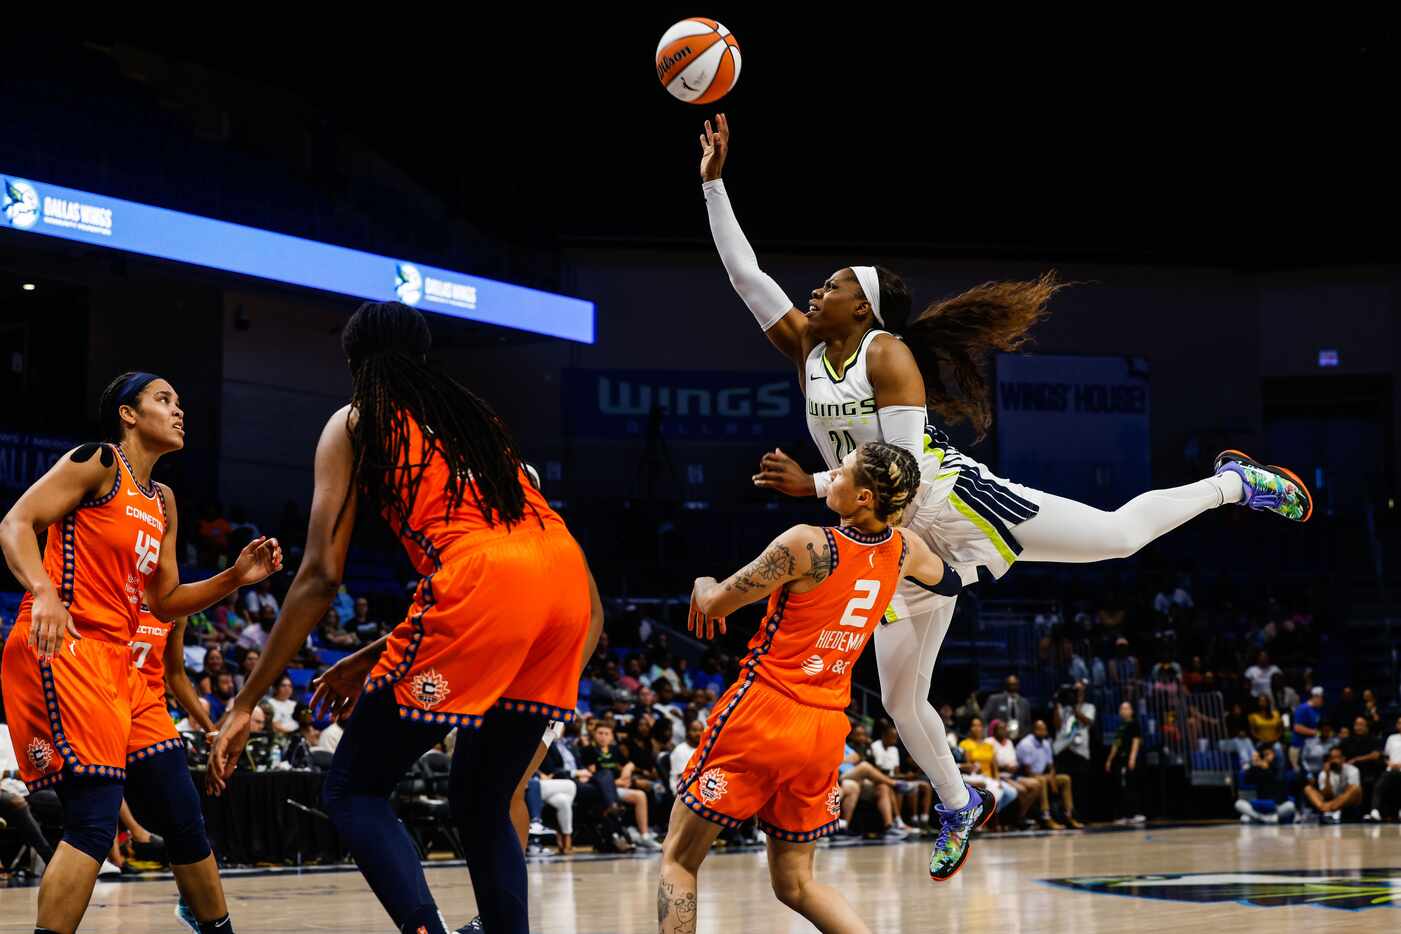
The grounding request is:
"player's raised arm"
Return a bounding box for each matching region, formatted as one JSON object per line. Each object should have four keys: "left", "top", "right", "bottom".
{"left": 699, "top": 113, "right": 809, "bottom": 365}
{"left": 689, "top": 524, "right": 823, "bottom": 637}
{"left": 899, "top": 533, "right": 967, "bottom": 598}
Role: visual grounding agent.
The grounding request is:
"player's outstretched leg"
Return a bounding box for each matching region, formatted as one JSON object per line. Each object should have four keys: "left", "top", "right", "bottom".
{"left": 766, "top": 835, "right": 871, "bottom": 933}
{"left": 929, "top": 783, "right": 996, "bottom": 882}
{"left": 657, "top": 800, "right": 723, "bottom": 934}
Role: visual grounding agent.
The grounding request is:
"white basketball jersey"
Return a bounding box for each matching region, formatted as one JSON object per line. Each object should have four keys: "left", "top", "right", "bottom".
{"left": 803, "top": 329, "right": 966, "bottom": 504}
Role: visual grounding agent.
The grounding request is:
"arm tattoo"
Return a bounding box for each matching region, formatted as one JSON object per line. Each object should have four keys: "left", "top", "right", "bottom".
{"left": 726, "top": 544, "right": 796, "bottom": 593}
{"left": 803, "top": 540, "right": 833, "bottom": 584}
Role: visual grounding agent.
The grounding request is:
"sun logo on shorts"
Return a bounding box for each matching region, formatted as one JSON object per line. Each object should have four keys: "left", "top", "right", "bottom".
{"left": 697, "top": 768, "right": 729, "bottom": 805}
{"left": 26, "top": 738, "right": 56, "bottom": 773}
{"left": 826, "top": 785, "right": 842, "bottom": 817}
{"left": 409, "top": 669, "right": 450, "bottom": 710}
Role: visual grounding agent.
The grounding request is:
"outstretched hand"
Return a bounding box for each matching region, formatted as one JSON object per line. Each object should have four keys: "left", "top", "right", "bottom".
{"left": 309, "top": 651, "right": 377, "bottom": 722}
{"left": 753, "top": 448, "right": 818, "bottom": 498}
{"left": 206, "top": 706, "right": 252, "bottom": 796}
{"left": 699, "top": 113, "right": 729, "bottom": 182}
{"left": 232, "top": 536, "right": 283, "bottom": 587}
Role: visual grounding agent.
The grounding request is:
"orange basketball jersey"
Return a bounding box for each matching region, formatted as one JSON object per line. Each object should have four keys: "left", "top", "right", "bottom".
{"left": 17, "top": 444, "right": 166, "bottom": 644}
{"left": 745, "top": 525, "right": 906, "bottom": 711}
{"left": 384, "top": 417, "right": 568, "bottom": 574}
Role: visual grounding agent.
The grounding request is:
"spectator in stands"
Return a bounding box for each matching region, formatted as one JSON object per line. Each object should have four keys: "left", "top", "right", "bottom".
{"left": 872, "top": 722, "right": 927, "bottom": 831}
{"left": 316, "top": 607, "right": 358, "bottom": 650}
{"left": 1305, "top": 746, "right": 1362, "bottom": 822}
{"left": 1271, "top": 673, "right": 1299, "bottom": 724}
{"left": 1018, "top": 718, "right": 1083, "bottom": 828}
{"left": 1290, "top": 687, "right": 1325, "bottom": 770}
{"left": 202, "top": 646, "right": 227, "bottom": 680}
{"left": 1105, "top": 702, "right": 1146, "bottom": 825}
{"left": 237, "top": 605, "right": 274, "bottom": 653}
{"left": 207, "top": 671, "right": 237, "bottom": 722}
{"left": 1234, "top": 744, "right": 1296, "bottom": 824}
{"left": 1301, "top": 720, "right": 1338, "bottom": 778}
{"left": 1243, "top": 650, "right": 1281, "bottom": 699}
{"left": 1149, "top": 654, "right": 1184, "bottom": 693}
{"left": 669, "top": 720, "right": 703, "bottom": 794}
{"left": 1341, "top": 715, "right": 1384, "bottom": 802}
{"left": 1107, "top": 637, "right": 1139, "bottom": 685}
{"left": 195, "top": 500, "right": 232, "bottom": 566}
{"left": 989, "top": 720, "right": 1040, "bottom": 828}
{"left": 578, "top": 722, "right": 660, "bottom": 849}
{"left": 1332, "top": 686, "right": 1362, "bottom": 727}
{"left": 209, "top": 592, "right": 246, "bottom": 642}
{"left": 652, "top": 681, "right": 686, "bottom": 744}
{"left": 330, "top": 586, "right": 355, "bottom": 631}
{"left": 646, "top": 646, "right": 680, "bottom": 692}
{"left": 982, "top": 675, "right": 1033, "bottom": 741}
{"left": 957, "top": 717, "right": 1015, "bottom": 825}
{"left": 1183, "top": 656, "right": 1207, "bottom": 692}
{"left": 1361, "top": 689, "right": 1384, "bottom": 733}
{"left": 692, "top": 653, "right": 728, "bottom": 697}
{"left": 619, "top": 657, "right": 645, "bottom": 694}
{"left": 234, "top": 648, "right": 261, "bottom": 692}
{"left": 1248, "top": 694, "right": 1284, "bottom": 758}
{"left": 348, "top": 596, "right": 383, "bottom": 643}
{"left": 266, "top": 674, "right": 300, "bottom": 735}
{"left": 244, "top": 578, "right": 280, "bottom": 620}
{"left": 838, "top": 725, "right": 909, "bottom": 838}
{"left": 619, "top": 714, "right": 665, "bottom": 801}
{"left": 939, "top": 704, "right": 961, "bottom": 751}
{"left": 0, "top": 707, "right": 58, "bottom": 869}
{"left": 1365, "top": 715, "right": 1401, "bottom": 822}
{"left": 1052, "top": 682, "right": 1095, "bottom": 816}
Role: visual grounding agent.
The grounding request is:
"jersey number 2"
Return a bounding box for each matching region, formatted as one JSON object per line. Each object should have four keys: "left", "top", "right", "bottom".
{"left": 839, "top": 579, "right": 881, "bottom": 628}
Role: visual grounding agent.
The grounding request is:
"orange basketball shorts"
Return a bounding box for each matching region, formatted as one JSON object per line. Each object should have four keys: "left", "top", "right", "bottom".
{"left": 365, "top": 527, "right": 590, "bottom": 728}
{"left": 126, "top": 667, "right": 181, "bottom": 763}
{"left": 678, "top": 677, "right": 850, "bottom": 842}
{"left": 1, "top": 617, "right": 134, "bottom": 789}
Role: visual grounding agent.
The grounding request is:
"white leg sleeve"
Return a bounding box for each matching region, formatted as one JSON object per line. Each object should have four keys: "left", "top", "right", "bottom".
{"left": 874, "top": 597, "right": 969, "bottom": 811}
{"left": 1276, "top": 800, "right": 1296, "bottom": 822}
{"left": 541, "top": 779, "right": 576, "bottom": 836}
{"left": 1015, "top": 473, "right": 1243, "bottom": 564}
{"left": 1234, "top": 799, "right": 1259, "bottom": 821}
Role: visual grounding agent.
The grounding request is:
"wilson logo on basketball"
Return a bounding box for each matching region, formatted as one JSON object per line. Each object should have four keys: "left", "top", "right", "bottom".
{"left": 801, "top": 655, "right": 825, "bottom": 676}
{"left": 656, "top": 46, "right": 693, "bottom": 80}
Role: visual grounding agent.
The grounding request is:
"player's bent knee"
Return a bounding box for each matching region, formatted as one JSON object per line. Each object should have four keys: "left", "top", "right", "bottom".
{"left": 58, "top": 776, "right": 124, "bottom": 864}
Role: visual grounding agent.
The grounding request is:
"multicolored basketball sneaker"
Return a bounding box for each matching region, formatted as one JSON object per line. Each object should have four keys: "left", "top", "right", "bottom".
{"left": 929, "top": 784, "right": 996, "bottom": 881}
{"left": 1214, "top": 450, "right": 1313, "bottom": 522}
{"left": 174, "top": 899, "right": 200, "bottom": 933}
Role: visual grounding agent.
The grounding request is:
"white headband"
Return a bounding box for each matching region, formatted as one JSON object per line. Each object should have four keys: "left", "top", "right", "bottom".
{"left": 851, "top": 266, "right": 883, "bottom": 325}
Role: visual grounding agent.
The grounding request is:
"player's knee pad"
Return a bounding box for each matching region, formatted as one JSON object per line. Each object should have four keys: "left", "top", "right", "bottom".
{"left": 56, "top": 775, "right": 124, "bottom": 864}
{"left": 126, "top": 747, "right": 211, "bottom": 864}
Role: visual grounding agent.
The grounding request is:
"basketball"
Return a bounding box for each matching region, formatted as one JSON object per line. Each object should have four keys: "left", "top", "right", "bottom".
{"left": 655, "top": 17, "right": 741, "bottom": 104}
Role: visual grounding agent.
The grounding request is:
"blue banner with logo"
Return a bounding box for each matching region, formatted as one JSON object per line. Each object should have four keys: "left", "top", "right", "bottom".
{"left": 0, "top": 433, "right": 77, "bottom": 495}
{"left": 0, "top": 171, "right": 593, "bottom": 343}
{"left": 563, "top": 370, "right": 806, "bottom": 442}
{"left": 995, "top": 354, "right": 1151, "bottom": 508}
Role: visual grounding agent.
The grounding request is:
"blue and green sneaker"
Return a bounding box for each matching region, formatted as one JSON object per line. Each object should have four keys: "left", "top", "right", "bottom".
{"left": 1215, "top": 449, "right": 1313, "bottom": 522}
{"left": 929, "top": 784, "right": 996, "bottom": 881}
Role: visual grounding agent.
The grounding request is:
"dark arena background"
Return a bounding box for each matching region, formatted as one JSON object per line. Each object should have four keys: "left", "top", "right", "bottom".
{"left": 2, "top": 20, "right": 1400, "bottom": 934}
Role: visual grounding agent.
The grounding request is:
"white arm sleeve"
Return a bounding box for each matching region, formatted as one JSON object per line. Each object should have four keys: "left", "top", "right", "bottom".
{"left": 877, "top": 405, "right": 928, "bottom": 467}
{"left": 702, "top": 179, "right": 794, "bottom": 331}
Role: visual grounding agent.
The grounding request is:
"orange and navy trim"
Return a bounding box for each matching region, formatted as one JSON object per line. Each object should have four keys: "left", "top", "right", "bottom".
{"left": 756, "top": 817, "right": 840, "bottom": 843}
{"left": 365, "top": 522, "right": 440, "bottom": 702}
{"left": 58, "top": 514, "right": 76, "bottom": 607}
{"left": 128, "top": 738, "right": 183, "bottom": 763}
{"left": 399, "top": 705, "right": 483, "bottom": 728}
{"left": 680, "top": 590, "right": 790, "bottom": 793}
{"left": 679, "top": 791, "right": 745, "bottom": 829}
{"left": 823, "top": 527, "right": 839, "bottom": 575}
{"left": 79, "top": 451, "right": 121, "bottom": 508}
{"left": 113, "top": 444, "right": 158, "bottom": 499}
{"left": 495, "top": 697, "right": 576, "bottom": 722}
{"left": 834, "top": 525, "right": 893, "bottom": 546}
{"left": 30, "top": 659, "right": 125, "bottom": 789}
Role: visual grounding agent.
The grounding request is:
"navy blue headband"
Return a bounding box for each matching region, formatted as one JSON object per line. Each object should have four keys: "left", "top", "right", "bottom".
{"left": 116, "top": 372, "right": 160, "bottom": 407}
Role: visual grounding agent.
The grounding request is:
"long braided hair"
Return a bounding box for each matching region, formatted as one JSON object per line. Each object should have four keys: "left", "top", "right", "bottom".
{"left": 877, "top": 269, "right": 1065, "bottom": 441}
{"left": 340, "top": 302, "right": 534, "bottom": 530}
{"left": 853, "top": 442, "right": 922, "bottom": 525}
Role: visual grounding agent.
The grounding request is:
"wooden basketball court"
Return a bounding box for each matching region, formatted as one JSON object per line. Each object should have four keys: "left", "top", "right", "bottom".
{"left": 3, "top": 824, "right": 1398, "bottom": 931}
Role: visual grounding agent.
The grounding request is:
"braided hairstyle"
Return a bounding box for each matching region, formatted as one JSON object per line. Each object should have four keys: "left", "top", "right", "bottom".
{"left": 853, "top": 441, "right": 922, "bottom": 525}
{"left": 340, "top": 302, "right": 535, "bottom": 530}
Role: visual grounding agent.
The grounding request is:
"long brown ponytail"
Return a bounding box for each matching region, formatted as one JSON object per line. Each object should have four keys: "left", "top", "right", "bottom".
{"left": 881, "top": 270, "right": 1065, "bottom": 440}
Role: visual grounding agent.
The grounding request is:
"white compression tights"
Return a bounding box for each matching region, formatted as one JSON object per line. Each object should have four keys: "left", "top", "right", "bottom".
{"left": 874, "top": 599, "right": 970, "bottom": 811}
{"left": 875, "top": 471, "right": 1246, "bottom": 812}
{"left": 1014, "top": 473, "right": 1242, "bottom": 563}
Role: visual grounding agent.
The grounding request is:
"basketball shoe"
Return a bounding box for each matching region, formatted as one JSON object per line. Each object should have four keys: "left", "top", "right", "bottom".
{"left": 929, "top": 784, "right": 996, "bottom": 881}
{"left": 1214, "top": 450, "right": 1312, "bottom": 522}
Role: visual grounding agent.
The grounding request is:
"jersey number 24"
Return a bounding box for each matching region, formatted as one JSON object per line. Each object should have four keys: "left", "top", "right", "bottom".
{"left": 828, "top": 430, "right": 858, "bottom": 463}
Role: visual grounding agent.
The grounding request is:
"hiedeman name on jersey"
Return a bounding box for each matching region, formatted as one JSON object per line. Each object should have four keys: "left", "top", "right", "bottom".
{"left": 808, "top": 398, "right": 876, "bottom": 419}
{"left": 815, "top": 629, "right": 868, "bottom": 653}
